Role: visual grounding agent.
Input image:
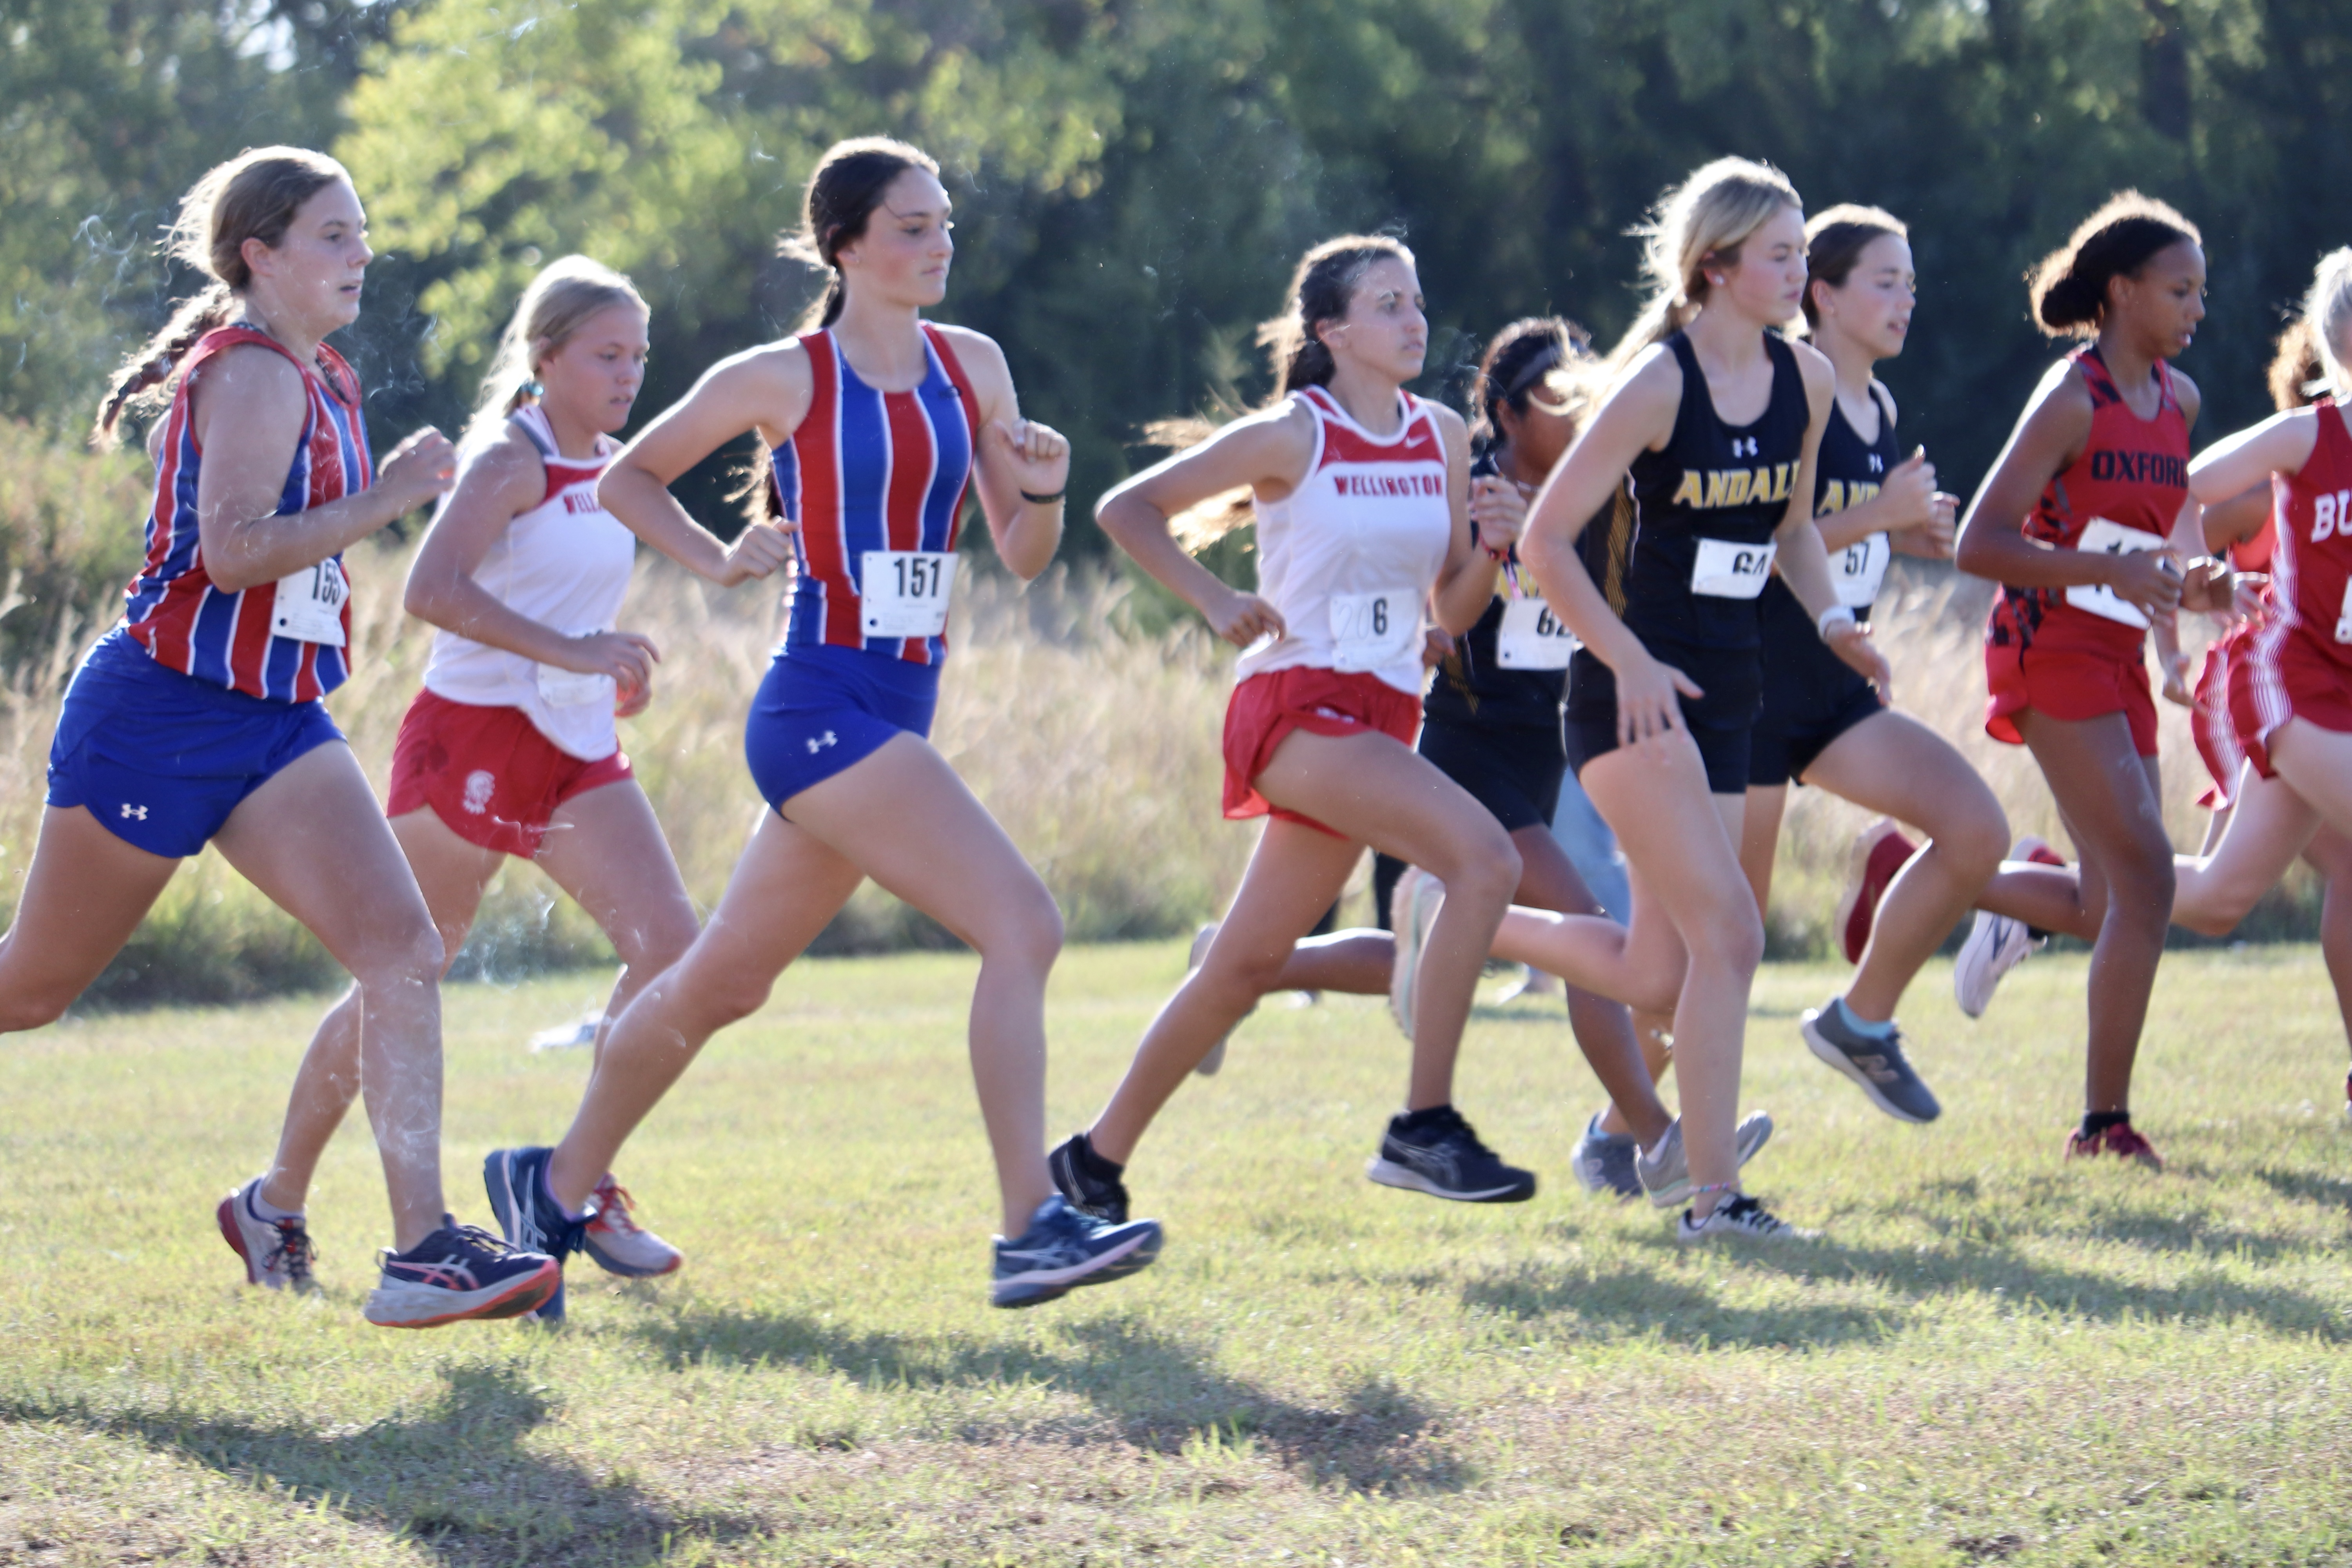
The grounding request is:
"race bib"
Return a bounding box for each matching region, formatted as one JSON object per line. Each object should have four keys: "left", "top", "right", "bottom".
{"left": 1690, "top": 537, "right": 1776, "bottom": 599}
{"left": 270, "top": 559, "right": 348, "bottom": 646}
{"left": 860, "top": 550, "right": 956, "bottom": 639}
{"left": 2063, "top": 517, "right": 2167, "bottom": 629}
{"left": 1328, "top": 588, "right": 1420, "bottom": 673}
{"left": 1831, "top": 532, "right": 1891, "bottom": 609}
{"left": 1496, "top": 596, "right": 1577, "bottom": 669}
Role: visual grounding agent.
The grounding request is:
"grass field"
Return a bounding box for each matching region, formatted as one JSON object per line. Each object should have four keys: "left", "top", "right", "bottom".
{"left": 4, "top": 941, "right": 2351, "bottom": 1566}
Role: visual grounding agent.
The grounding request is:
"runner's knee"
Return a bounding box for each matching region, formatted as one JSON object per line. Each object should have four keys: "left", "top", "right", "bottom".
{"left": 977, "top": 877, "right": 1063, "bottom": 971}
{"left": 1432, "top": 820, "right": 1522, "bottom": 907}
{"left": 1684, "top": 898, "right": 1766, "bottom": 977}
{"left": 350, "top": 915, "right": 446, "bottom": 994}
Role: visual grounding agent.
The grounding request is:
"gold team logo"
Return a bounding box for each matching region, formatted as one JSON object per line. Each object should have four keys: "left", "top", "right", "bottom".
{"left": 1817, "top": 478, "right": 1880, "bottom": 515}
{"left": 1668, "top": 462, "right": 1798, "bottom": 509}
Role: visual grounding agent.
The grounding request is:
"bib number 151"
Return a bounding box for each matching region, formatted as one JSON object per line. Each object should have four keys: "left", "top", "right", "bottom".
{"left": 860, "top": 550, "right": 957, "bottom": 639}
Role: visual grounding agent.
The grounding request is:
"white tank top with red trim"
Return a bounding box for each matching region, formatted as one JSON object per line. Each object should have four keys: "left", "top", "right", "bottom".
{"left": 1236, "top": 386, "right": 1452, "bottom": 697}
{"left": 420, "top": 405, "right": 636, "bottom": 760}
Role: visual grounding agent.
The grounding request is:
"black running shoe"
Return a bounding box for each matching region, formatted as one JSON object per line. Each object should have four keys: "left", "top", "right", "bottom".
{"left": 1365, "top": 1105, "right": 1536, "bottom": 1203}
{"left": 1047, "top": 1132, "right": 1131, "bottom": 1225}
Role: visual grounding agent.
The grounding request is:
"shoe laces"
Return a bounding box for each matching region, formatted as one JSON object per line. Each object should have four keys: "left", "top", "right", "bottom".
{"left": 265, "top": 1218, "right": 317, "bottom": 1285}
{"left": 590, "top": 1176, "right": 643, "bottom": 1236}
{"left": 1408, "top": 1105, "right": 1485, "bottom": 1152}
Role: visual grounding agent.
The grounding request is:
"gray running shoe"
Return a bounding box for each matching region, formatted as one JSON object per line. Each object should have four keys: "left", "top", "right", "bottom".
{"left": 1801, "top": 1000, "right": 1942, "bottom": 1123}
{"left": 1676, "top": 1193, "right": 1813, "bottom": 1241}
{"left": 1953, "top": 910, "right": 2036, "bottom": 1018}
{"left": 1635, "top": 1112, "right": 1775, "bottom": 1209}
{"left": 1570, "top": 1113, "right": 1642, "bottom": 1200}
{"left": 1387, "top": 866, "right": 1444, "bottom": 1038}
{"left": 1188, "top": 923, "right": 1251, "bottom": 1076}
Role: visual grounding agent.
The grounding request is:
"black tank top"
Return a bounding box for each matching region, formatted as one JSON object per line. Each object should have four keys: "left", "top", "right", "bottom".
{"left": 1759, "top": 387, "right": 1900, "bottom": 641}
{"left": 1621, "top": 330, "right": 1810, "bottom": 653}
{"left": 1424, "top": 448, "right": 1570, "bottom": 729}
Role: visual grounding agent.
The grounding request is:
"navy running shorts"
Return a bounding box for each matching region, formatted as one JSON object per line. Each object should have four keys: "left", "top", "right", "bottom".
{"left": 46, "top": 629, "right": 346, "bottom": 858}
{"left": 744, "top": 644, "right": 942, "bottom": 814}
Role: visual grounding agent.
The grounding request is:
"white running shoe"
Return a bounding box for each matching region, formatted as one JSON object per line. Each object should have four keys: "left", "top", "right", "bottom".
{"left": 580, "top": 1174, "right": 683, "bottom": 1278}
{"left": 529, "top": 1009, "right": 603, "bottom": 1053}
{"left": 1387, "top": 866, "right": 1445, "bottom": 1038}
{"left": 1676, "top": 1193, "right": 1813, "bottom": 1241}
{"left": 216, "top": 1176, "right": 319, "bottom": 1293}
{"left": 1188, "top": 923, "right": 1252, "bottom": 1076}
{"left": 1492, "top": 963, "right": 1560, "bottom": 1004}
{"left": 1635, "top": 1112, "right": 1776, "bottom": 1208}
{"left": 1953, "top": 911, "right": 2035, "bottom": 1018}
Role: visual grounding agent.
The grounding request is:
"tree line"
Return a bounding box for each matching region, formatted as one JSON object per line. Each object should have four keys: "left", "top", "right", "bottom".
{"left": 5, "top": 0, "right": 2348, "bottom": 566}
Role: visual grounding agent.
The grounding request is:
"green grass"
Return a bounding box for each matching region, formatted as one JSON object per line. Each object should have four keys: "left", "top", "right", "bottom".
{"left": 4, "top": 942, "right": 2352, "bottom": 1565}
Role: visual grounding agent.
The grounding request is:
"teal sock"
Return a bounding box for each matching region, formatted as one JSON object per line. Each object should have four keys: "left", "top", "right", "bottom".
{"left": 1832, "top": 996, "right": 1895, "bottom": 1039}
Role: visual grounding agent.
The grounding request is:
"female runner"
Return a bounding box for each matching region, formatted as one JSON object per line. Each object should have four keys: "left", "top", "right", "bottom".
{"left": 1518, "top": 156, "right": 1885, "bottom": 1239}
{"left": 1049, "top": 235, "right": 1539, "bottom": 1223}
{"left": 481, "top": 138, "right": 1161, "bottom": 1312}
{"left": 1947, "top": 191, "right": 2227, "bottom": 1170}
{"left": 1736, "top": 205, "right": 2009, "bottom": 1123}
{"left": 4, "top": 146, "right": 558, "bottom": 1325}
{"left": 1174, "top": 318, "right": 1682, "bottom": 1197}
{"left": 220, "top": 256, "right": 709, "bottom": 1296}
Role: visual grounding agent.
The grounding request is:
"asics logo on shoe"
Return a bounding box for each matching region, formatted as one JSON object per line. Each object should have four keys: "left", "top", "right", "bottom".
{"left": 120, "top": 803, "right": 148, "bottom": 820}
{"left": 386, "top": 1258, "right": 483, "bottom": 1290}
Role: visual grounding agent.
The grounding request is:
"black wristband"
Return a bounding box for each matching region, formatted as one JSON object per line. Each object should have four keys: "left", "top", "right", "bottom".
{"left": 1020, "top": 488, "right": 1066, "bottom": 505}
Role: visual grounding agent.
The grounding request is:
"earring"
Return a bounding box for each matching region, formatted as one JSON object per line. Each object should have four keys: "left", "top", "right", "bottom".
{"left": 521, "top": 379, "right": 544, "bottom": 401}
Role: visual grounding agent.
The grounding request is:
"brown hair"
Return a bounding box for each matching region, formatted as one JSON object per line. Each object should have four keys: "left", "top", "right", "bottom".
{"left": 1799, "top": 204, "right": 1908, "bottom": 332}
{"left": 93, "top": 146, "right": 348, "bottom": 445}
{"left": 467, "top": 255, "right": 648, "bottom": 445}
{"left": 1255, "top": 234, "right": 1417, "bottom": 396}
{"left": 2268, "top": 316, "right": 2324, "bottom": 411}
{"left": 1471, "top": 317, "right": 1597, "bottom": 450}
{"left": 1608, "top": 157, "right": 1803, "bottom": 372}
{"left": 780, "top": 136, "right": 941, "bottom": 333}
{"left": 2026, "top": 191, "right": 2201, "bottom": 337}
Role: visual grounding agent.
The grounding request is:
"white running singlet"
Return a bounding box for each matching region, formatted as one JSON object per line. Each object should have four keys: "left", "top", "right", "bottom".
{"left": 421, "top": 405, "right": 636, "bottom": 760}
{"left": 1236, "top": 386, "right": 1452, "bottom": 697}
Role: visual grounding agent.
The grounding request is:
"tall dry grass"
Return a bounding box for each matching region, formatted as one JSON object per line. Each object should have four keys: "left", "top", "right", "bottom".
{"left": 0, "top": 441, "right": 2310, "bottom": 1005}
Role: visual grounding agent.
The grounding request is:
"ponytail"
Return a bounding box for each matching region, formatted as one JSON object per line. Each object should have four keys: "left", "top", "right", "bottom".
{"left": 1606, "top": 157, "right": 1803, "bottom": 374}
{"left": 2026, "top": 191, "right": 2201, "bottom": 337}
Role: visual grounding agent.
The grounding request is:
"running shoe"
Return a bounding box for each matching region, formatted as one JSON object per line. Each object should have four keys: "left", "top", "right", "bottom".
{"left": 2064, "top": 1122, "right": 2165, "bottom": 1171}
{"left": 528, "top": 1009, "right": 603, "bottom": 1053}
{"left": 1676, "top": 1193, "right": 1812, "bottom": 1241}
{"left": 1635, "top": 1112, "right": 1776, "bottom": 1208}
{"left": 1189, "top": 923, "right": 1250, "bottom": 1077}
{"left": 1387, "top": 866, "right": 1445, "bottom": 1038}
{"left": 1493, "top": 963, "right": 1561, "bottom": 1004}
{"left": 216, "top": 1177, "right": 319, "bottom": 1294}
{"left": 484, "top": 1146, "right": 589, "bottom": 1323}
{"left": 991, "top": 1195, "right": 1163, "bottom": 1308}
{"left": 1953, "top": 911, "right": 2036, "bottom": 1018}
{"left": 1047, "top": 1131, "right": 1132, "bottom": 1226}
{"left": 1569, "top": 1113, "right": 1642, "bottom": 1200}
{"left": 1800, "top": 1000, "right": 1942, "bottom": 1123}
{"left": 1834, "top": 818, "right": 1920, "bottom": 964}
{"left": 362, "top": 1218, "right": 559, "bottom": 1328}
{"left": 580, "top": 1174, "right": 682, "bottom": 1278}
{"left": 1366, "top": 1104, "right": 1536, "bottom": 1202}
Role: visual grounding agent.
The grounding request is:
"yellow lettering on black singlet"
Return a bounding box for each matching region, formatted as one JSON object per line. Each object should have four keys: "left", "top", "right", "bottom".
{"left": 1671, "top": 470, "right": 1703, "bottom": 508}
{"left": 1816, "top": 477, "right": 1880, "bottom": 517}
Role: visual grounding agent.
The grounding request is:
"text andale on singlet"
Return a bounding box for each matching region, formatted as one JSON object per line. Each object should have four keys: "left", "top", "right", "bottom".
{"left": 1667, "top": 462, "right": 1800, "bottom": 509}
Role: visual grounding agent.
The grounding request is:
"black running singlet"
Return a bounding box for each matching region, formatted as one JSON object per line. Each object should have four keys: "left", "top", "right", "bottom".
{"left": 1619, "top": 330, "right": 1810, "bottom": 652}
{"left": 1424, "top": 448, "right": 1570, "bottom": 729}
{"left": 1760, "top": 387, "right": 1900, "bottom": 640}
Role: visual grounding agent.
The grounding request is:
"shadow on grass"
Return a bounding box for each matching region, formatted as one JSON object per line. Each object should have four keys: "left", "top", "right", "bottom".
{"left": 625, "top": 1307, "right": 1468, "bottom": 1494}
{"left": 1462, "top": 1257, "right": 1899, "bottom": 1348}
{"left": 2254, "top": 1166, "right": 2352, "bottom": 1211}
{"left": 5, "top": 1360, "right": 759, "bottom": 1567}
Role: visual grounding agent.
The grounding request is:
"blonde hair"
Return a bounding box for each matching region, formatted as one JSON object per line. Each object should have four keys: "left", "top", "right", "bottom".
{"left": 2301, "top": 247, "right": 2352, "bottom": 403}
{"left": 466, "top": 255, "right": 648, "bottom": 445}
{"left": 1608, "top": 157, "right": 1803, "bottom": 372}
{"left": 93, "top": 146, "right": 348, "bottom": 445}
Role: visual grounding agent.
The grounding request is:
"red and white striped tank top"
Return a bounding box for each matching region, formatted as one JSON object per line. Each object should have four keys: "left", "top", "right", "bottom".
{"left": 122, "top": 325, "right": 372, "bottom": 702}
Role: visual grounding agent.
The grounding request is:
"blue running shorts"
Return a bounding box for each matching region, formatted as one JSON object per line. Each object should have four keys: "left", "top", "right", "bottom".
{"left": 744, "top": 644, "right": 942, "bottom": 815}
{"left": 47, "top": 629, "right": 346, "bottom": 858}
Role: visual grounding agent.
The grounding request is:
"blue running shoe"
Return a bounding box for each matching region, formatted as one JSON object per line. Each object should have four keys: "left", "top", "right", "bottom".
{"left": 363, "top": 1217, "right": 558, "bottom": 1328}
{"left": 991, "top": 1195, "right": 1162, "bottom": 1308}
{"left": 484, "top": 1147, "right": 587, "bottom": 1323}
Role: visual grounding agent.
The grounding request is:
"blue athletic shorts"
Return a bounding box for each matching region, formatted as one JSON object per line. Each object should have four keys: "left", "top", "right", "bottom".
{"left": 46, "top": 629, "right": 345, "bottom": 858}
{"left": 744, "top": 644, "right": 941, "bottom": 815}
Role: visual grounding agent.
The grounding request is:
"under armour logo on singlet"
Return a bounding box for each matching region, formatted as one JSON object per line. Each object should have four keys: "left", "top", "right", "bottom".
{"left": 120, "top": 803, "right": 149, "bottom": 821}
{"left": 1868, "top": 454, "right": 1885, "bottom": 474}
{"left": 1731, "top": 436, "right": 1760, "bottom": 459}
{"left": 806, "top": 730, "right": 838, "bottom": 754}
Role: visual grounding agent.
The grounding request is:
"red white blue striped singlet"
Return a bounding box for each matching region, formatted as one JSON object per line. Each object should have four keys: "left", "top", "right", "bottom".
{"left": 772, "top": 323, "right": 979, "bottom": 665}
{"left": 122, "top": 325, "right": 372, "bottom": 702}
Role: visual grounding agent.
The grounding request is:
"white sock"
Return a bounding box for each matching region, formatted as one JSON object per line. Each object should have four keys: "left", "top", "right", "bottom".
{"left": 247, "top": 1181, "right": 301, "bottom": 1222}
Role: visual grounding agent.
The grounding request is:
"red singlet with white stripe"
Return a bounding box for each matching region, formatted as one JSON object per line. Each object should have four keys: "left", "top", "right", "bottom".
{"left": 2232, "top": 401, "right": 2352, "bottom": 759}
{"left": 121, "top": 326, "right": 372, "bottom": 702}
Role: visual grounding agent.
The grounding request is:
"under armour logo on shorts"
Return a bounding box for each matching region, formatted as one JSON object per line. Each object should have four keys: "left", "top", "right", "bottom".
{"left": 463, "top": 770, "right": 496, "bottom": 815}
{"left": 806, "top": 730, "right": 838, "bottom": 755}
{"left": 119, "top": 803, "right": 149, "bottom": 821}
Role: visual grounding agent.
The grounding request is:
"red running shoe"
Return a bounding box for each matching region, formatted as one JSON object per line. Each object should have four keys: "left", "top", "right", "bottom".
{"left": 1834, "top": 818, "right": 1920, "bottom": 964}
{"left": 2015, "top": 834, "right": 2066, "bottom": 869}
{"left": 2064, "top": 1122, "right": 2165, "bottom": 1171}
